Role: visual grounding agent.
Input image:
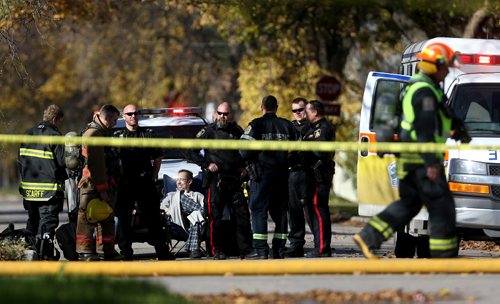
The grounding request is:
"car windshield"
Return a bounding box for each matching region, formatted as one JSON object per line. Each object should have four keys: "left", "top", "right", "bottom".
{"left": 450, "top": 83, "right": 500, "bottom": 135}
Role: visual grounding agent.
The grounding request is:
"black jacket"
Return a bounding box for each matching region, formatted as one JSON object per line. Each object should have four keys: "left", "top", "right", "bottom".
{"left": 188, "top": 121, "right": 245, "bottom": 176}
{"left": 240, "top": 113, "right": 296, "bottom": 170}
{"left": 302, "top": 117, "right": 336, "bottom": 170}
{"left": 18, "top": 121, "right": 67, "bottom": 201}
{"left": 113, "top": 127, "right": 162, "bottom": 181}
{"left": 289, "top": 119, "right": 310, "bottom": 168}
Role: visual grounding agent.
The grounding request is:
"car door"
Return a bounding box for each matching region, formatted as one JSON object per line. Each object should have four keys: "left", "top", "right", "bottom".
{"left": 357, "top": 72, "right": 410, "bottom": 217}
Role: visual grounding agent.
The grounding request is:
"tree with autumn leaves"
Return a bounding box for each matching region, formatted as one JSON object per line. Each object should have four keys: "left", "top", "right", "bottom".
{"left": 0, "top": 0, "right": 497, "bottom": 187}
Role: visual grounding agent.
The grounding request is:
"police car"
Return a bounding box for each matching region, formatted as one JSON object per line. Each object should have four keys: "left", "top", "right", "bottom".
{"left": 113, "top": 107, "right": 207, "bottom": 192}
{"left": 357, "top": 37, "right": 500, "bottom": 255}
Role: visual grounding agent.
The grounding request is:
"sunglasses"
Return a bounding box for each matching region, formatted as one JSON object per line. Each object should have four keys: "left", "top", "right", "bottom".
{"left": 291, "top": 108, "right": 304, "bottom": 113}
{"left": 124, "top": 112, "right": 138, "bottom": 117}
{"left": 217, "top": 111, "right": 230, "bottom": 116}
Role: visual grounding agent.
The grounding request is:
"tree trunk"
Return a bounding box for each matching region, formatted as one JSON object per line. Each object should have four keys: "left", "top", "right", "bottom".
{"left": 463, "top": 1, "right": 488, "bottom": 38}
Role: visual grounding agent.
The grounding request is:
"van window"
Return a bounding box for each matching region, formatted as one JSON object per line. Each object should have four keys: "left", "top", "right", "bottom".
{"left": 369, "top": 79, "right": 408, "bottom": 131}
{"left": 450, "top": 84, "right": 500, "bottom": 134}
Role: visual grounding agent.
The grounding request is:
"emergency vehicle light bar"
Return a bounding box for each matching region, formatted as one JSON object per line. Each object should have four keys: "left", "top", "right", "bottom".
{"left": 459, "top": 54, "right": 499, "bottom": 65}
{"left": 136, "top": 107, "right": 203, "bottom": 116}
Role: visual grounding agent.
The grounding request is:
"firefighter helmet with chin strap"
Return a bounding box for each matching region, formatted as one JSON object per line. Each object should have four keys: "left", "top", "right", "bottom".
{"left": 416, "top": 42, "right": 461, "bottom": 74}
{"left": 86, "top": 198, "right": 113, "bottom": 223}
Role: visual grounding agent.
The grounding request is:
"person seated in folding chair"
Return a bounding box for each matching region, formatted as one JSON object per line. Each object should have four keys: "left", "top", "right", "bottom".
{"left": 161, "top": 169, "right": 205, "bottom": 259}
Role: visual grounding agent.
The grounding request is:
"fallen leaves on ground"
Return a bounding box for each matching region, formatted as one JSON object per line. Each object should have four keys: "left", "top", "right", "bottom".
{"left": 335, "top": 219, "right": 366, "bottom": 227}
{"left": 460, "top": 240, "right": 500, "bottom": 252}
{"left": 186, "top": 288, "right": 465, "bottom": 303}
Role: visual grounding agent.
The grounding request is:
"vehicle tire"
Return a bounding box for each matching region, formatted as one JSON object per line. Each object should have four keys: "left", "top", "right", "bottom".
{"left": 394, "top": 231, "right": 417, "bottom": 258}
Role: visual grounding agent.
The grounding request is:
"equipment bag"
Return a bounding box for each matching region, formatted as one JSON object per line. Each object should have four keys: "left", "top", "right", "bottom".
{"left": 55, "top": 222, "right": 78, "bottom": 261}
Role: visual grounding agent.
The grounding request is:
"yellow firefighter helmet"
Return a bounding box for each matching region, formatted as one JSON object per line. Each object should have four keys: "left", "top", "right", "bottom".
{"left": 86, "top": 198, "right": 113, "bottom": 223}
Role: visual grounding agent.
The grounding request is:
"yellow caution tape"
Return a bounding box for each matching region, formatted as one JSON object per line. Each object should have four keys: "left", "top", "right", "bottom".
{"left": 0, "top": 259, "right": 499, "bottom": 276}
{"left": 0, "top": 134, "right": 498, "bottom": 152}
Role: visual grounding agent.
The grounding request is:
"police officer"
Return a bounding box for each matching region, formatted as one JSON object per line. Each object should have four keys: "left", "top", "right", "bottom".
{"left": 114, "top": 104, "right": 173, "bottom": 260}
{"left": 354, "top": 42, "right": 465, "bottom": 259}
{"left": 284, "top": 97, "right": 311, "bottom": 258}
{"left": 302, "top": 100, "right": 335, "bottom": 258}
{"left": 240, "top": 95, "right": 296, "bottom": 259}
{"left": 188, "top": 102, "right": 253, "bottom": 260}
{"left": 76, "top": 105, "right": 121, "bottom": 261}
{"left": 18, "top": 104, "right": 67, "bottom": 260}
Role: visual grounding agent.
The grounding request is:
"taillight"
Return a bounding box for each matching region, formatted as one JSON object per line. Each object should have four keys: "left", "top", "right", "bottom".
{"left": 459, "top": 54, "right": 499, "bottom": 65}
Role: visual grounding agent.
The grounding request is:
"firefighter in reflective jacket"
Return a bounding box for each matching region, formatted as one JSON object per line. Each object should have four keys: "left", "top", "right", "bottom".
{"left": 18, "top": 104, "right": 67, "bottom": 260}
{"left": 355, "top": 42, "right": 464, "bottom": 258}
{"left": 76, "top": 105, "right": 121, "bottom": 261}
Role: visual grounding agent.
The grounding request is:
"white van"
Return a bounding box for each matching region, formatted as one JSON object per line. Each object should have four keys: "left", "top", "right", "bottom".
{"left": 358, "top": 37, "right": 500, "bottom": 256}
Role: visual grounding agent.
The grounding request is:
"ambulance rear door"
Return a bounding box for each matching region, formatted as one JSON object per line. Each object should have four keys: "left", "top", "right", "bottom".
{"left": 358, "top": 72, "right": 411, "bottom": 217}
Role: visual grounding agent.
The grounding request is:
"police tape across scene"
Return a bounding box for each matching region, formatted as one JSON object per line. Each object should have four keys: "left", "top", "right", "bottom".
{"left": 1, "top": 259, "right": 500, "bottom": 276}
{"left": 0, "top": 134, "right": 498, "bottom": 153}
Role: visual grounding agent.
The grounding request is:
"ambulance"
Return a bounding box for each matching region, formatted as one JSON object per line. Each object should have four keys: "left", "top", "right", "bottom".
{"left": 357, "top": 37, "right": 500, "bottom": 256}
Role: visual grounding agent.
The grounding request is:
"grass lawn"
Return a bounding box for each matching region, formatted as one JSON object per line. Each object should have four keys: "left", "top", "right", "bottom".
{"left": 0, "top": 276, "right": 191, "bottom": 303}
{"left": 329, "top": 194, "right": 358, "bottom": 222}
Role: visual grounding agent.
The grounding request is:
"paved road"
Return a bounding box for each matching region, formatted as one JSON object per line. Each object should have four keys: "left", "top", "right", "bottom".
{"left": 2, "top": 194, "right": 500, "bottom": 303}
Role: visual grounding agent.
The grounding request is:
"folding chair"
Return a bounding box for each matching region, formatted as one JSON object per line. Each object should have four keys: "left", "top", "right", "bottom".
{"left": 163, "top": 211, "right": 208, "bottom": 257}
{"left": 162, "top": 173, "right": 207, "bottom": 257}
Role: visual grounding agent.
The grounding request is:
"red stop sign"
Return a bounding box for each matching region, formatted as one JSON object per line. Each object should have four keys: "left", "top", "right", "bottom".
{"left": 316, "top": 76, "right": 341, "bottom": 101}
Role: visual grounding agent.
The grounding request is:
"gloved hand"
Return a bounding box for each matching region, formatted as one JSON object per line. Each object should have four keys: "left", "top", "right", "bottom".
{"left": 451, "top": 118, "right": 471, "bottom": 143}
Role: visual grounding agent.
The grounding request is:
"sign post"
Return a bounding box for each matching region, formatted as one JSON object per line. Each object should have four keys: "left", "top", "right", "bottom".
{"left": 316, "top": 76, "right": 342, "bottom": 116}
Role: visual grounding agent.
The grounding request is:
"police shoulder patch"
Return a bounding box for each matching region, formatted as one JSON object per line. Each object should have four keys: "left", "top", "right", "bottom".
{"left": 244, "top": 125, "right": 252, "bottom": 134}
{"left": 196, "top": 128, "right": 206, "bottom": 138}
{"left": 314, "top": 129, "right": 321, "bottom": 138}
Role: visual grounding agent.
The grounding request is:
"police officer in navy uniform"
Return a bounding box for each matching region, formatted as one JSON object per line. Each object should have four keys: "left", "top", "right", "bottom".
{"left": 302, "top": 100, "right": 335, "bottom": 258}
{"left": 114, "top": 104, "right": 173, "bottom": 260}
{"left": 19, "top": 104, "right": 67, "bottom": 260}
{"left": 284, "top": 97, "right": 311, "bottom": 258}
{"left": 240, "top": 95, "right": 296, "bottom": 259}
{"left": 187, "top": 102, "right": 253, "bottom": 260}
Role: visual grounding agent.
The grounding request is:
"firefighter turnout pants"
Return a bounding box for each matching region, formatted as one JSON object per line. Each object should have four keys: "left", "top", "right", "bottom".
{"left": 76, "top": 178, "right": 116, "bottom": 254}
{"left": 358, "top": 166, "right": 458, "bottom": 258}
{"left": 24, "top": 195, "right": 64, "bottom": 239}
{"left": 248, "top": 169, "right": 288, "bottom": 257}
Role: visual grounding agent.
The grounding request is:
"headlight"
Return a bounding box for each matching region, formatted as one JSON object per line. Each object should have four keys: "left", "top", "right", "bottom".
{"left": 449, "top": 159, "right": 487, "bottom": 175}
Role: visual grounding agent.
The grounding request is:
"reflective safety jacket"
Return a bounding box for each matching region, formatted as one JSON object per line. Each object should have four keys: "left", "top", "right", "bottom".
{"left": 398, "top": 72, "right": 452, "bottom": 178}
{"left": 19, "top": 121, "right": 67, "bottom": 201}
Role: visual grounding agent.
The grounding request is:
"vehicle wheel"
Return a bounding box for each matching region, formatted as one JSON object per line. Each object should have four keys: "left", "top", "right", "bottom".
{"left": 394, "top": 231, "right": 416, "bottom": 258}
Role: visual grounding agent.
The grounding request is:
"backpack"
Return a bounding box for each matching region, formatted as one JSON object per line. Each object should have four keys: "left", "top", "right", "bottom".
{"left": 0, "top": 223, "right": 61, "bottom": 261}
{"left": 55, "top": 222, "right": 78, "bottom": 261}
